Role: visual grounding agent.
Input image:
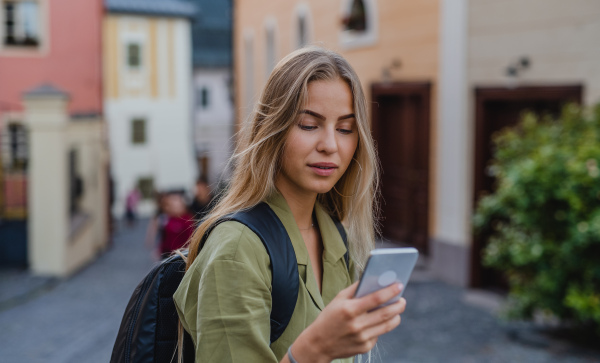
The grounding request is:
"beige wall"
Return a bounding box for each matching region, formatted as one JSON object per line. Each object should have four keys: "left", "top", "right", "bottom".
{"left": 103, "top": 13, "right": 196, "bottom": 217}
{"left": 25, "top": 90, "right": 110, "bottom": 277}
{"left": 468, "top": 0, "right": 600, "bottom": 104}
{"left": 103, "top": 15, "right": 185, "bottom": 101}
{"left": 234, "top": 0, "right": 440, "bottom": 233}
{"left": 433, "top": 0, "right": 600, "bottom": 286}
{"left": 235, "top": 0, "right": 439, "bottom": 107}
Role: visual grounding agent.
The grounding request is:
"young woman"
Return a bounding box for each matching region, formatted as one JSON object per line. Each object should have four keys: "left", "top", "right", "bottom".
{"left": 174, "top": 46, "right": 406, "bottom": 363}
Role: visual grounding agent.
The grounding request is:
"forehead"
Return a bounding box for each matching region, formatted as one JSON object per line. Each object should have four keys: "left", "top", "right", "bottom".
{"left": 304, "top": 79, "right": 354, "bottom": 113}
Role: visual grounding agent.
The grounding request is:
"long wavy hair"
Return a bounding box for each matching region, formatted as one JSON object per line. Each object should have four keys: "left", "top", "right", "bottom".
{"left": 185, "top": 46, "right": 380, "bottom": 272}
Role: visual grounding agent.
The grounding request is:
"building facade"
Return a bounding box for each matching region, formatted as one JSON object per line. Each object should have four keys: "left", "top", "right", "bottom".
{"left": 0, "top": 0, "right": 109, "bottom": 274}
{"left": 436, "top": 0, "right": 600, "bottom": 286}
{"left": 0, "top": 0, "right": 103, "bottom": 117}
{"left": 185, "top": 0, "right": 234, "bottom": 186}
{"left": 233, "top": 0, "right": 440, "bottom": 268}
{"left": 103, "top": 0, "right": 197, "bottom": 217}
{"left": 234, "top": 0, "right": 600, "bottom": 288}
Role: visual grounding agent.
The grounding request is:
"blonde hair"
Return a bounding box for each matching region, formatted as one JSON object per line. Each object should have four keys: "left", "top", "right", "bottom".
{"left": 185, "top": 46, "right": 380, "bottom": 271}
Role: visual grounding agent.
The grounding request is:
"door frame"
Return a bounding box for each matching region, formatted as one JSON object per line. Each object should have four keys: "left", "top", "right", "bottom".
{"left": 470, "top": 84, "right": 583, "bottom": 287}
{"left": 371, "top": 81, "right": 432, "bottom": 253}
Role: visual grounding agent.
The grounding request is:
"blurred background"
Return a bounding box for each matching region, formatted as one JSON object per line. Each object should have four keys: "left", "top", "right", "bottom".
{"left": 0, "top": 0, "right": 599, "bottom": 362}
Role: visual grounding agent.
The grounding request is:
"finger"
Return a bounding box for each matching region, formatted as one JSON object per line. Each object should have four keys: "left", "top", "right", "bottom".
{"left": 359, "top": 298, "right": 406, "bottom": 331}
{"left": 360, "top": 314, "right": 401, "bottom": 341}
{"left": 354, "top": 283, "right": 403, "bottom": 313}
{"left": 335, "top": 281, "right": 360, "bottom": 299}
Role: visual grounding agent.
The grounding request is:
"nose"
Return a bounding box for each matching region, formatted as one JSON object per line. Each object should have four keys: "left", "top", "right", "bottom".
{"left": 316, "top": 127, "right": 338, "bottom": 154}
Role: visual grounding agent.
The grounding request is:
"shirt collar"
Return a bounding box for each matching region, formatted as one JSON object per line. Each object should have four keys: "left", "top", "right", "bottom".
{"left": 265, "top": 191, "right": 348, "bottom": 266}
{"left": 314, "top": 202, "right": 348, "bottom": 264}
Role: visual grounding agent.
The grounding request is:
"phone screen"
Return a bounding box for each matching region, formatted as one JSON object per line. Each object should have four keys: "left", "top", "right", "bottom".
{"left": 354, "top": 247, "right": 419, "bottom": 308}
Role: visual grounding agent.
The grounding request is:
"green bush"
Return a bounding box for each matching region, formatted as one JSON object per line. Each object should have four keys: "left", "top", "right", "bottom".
{"left": 473, "top": 104, "right": 600, "bottom": 336}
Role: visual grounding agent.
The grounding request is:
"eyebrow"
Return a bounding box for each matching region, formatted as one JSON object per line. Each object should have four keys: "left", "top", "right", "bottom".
{"left": 299, "top": 109, "right": 356, "bottom": 121}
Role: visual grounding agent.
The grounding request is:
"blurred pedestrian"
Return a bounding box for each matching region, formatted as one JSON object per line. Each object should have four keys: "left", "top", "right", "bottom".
{"left": 174, "top": 46, "right": 405, "bottom": 362}
{"left": 158, "top": 192, "right": 194, "bottom": 259}
{"left": 124, "top": 187, "right": 141, "bottom": 227}
{"left": 145, "top": 192, "right": 168, "bottom": 260}
{"left": 188, "top": 178, "right": 213, "bottom": 222}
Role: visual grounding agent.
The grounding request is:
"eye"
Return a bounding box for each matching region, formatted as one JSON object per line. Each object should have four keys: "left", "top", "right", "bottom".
{"left": 298, "top": 124, "right": 317, "bottom": 131}
{"left": 337, "top": 126, "right": 354, "bottom": 135}
{"left": 337, "top": 128, "right": 354, "bottom": 135}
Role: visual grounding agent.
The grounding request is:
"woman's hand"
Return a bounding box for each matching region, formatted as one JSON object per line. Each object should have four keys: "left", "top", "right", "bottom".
{"left": 289, "top": 281, "right": 406, "bottom": 363}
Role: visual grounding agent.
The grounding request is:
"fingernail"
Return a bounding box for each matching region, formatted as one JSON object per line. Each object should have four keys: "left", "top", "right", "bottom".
{"left": 398, "top": 283, "right": 404, "bottom": 291}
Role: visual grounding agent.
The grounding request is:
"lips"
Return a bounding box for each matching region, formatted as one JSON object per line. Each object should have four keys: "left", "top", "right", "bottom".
{"left": 308, "top": 162, "right": 338, "bottom": 176}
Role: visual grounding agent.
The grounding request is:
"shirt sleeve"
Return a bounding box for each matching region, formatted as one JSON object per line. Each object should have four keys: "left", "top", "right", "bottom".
{"left": 174, "top": 222, "right": 277, "bottom": 363}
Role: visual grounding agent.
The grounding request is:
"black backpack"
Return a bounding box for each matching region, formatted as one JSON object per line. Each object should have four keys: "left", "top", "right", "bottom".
{"left": 110, "top": 202, "right": 348, "bottom": 363}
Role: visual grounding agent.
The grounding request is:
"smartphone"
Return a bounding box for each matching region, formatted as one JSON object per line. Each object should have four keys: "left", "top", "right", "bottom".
{"left": 354, "top": 247, "right": 419, "bottom": 308}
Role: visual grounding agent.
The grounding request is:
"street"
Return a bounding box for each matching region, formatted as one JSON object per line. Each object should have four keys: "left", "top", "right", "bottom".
{"left": 0, "top": 219, "right": 598, "bottom": 363}
{"left": 0, "top": 221, "right": 155, "bottom": 363}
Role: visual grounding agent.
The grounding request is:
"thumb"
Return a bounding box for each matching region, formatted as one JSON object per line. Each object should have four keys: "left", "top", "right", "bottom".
{"left": 335, "top": 281, "right": 359, "bottom": 299}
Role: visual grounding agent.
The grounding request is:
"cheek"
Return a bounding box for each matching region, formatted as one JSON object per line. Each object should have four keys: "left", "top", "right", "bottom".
{"left": 283, "top": 131, "right": 311, "bottom": 159}
{"left": 341, "top": 136, "right": 359, "bottom": 163}
{"left": 280, "top": 138, "right": 301, "bottom": 171}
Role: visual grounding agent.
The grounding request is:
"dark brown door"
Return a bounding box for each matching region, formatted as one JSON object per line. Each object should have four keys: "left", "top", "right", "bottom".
{"left": 372, "top": 82, "right": 431, "bottom": 253}
{"left": 472, "top": 85, "right": 583, "bottom": 288}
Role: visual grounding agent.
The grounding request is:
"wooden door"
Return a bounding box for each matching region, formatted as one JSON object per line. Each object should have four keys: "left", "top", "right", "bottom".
{"left": 472, "top": 85, "right": 583, "bottom": 288}
{"left": 372, "top": 83, "right": 431, "bottom": 253}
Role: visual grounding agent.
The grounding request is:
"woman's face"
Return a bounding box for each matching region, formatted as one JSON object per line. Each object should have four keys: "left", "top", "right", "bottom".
{"left": 276, "top": 78, "right": 359, "bottom": 199}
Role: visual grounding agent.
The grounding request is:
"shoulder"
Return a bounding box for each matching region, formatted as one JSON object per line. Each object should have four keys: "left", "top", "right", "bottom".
{"left": 191, "top": 220, "right": 271, "bottom": 274}
{"left": 176, "top": 220, "right": 273, "bottom": 305}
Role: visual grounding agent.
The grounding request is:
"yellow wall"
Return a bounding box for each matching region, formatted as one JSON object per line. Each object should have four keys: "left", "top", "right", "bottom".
{"left": 103, "top": 15, "right": 177, "bottom": 100}
{"left": 235, "top": 0, "right": 438, "bottom": 108}
{"left": 104, "top": 16, "right": 120, "bottom": 99}
{"left": 234, "top": 0, "right": 440, "bottom": 233}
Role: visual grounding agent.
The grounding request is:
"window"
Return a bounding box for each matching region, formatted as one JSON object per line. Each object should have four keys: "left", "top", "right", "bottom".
{"left": 294, "top": 3, "right": 312, "bottom": 49}
{"left": 4, "top": 123, "right": 28, "bottom": 170}
{"left": 131, "top": 118, "right": 146, "bottom": 145}
{"left": 344, "top": 0, "right": 366, "bottom": 32}
{"left": 265, "top": 25, "right": 276, "bottom": 76}
{"left": 68, "top": 148, "right": 83, "bottom": 215}
{"left": 243, "top": 31, "right": 254, "bottom": 115}
{"left": 298, "top": 14, "right": 307, "bottom": 47}
{"left": 198, "top": 87, "right": 209, "bottom": 108}
{"left": 3, "top": 0, "right": 40, "bottom": 47}
{"left": 1, "top": 122, "right": 28, "bottom": 218}
{"left": 127, "top": 43, "right": 141, "bottom": 68}
{"left": 137, "top": 177, "right": 154, "bottom": 200}
{"left": 339, "top": 0, "right": 378, "bottom": 50}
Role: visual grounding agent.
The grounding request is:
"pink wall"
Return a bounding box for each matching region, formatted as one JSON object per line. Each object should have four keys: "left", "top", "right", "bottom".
{"left": 0, "top": 0, "right": 103, "bottom": 115}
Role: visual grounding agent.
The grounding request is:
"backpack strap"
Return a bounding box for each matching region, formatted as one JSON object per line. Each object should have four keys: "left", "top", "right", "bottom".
{"left": 200, "top": 203, "right": 350, "bottom": 344}
{"left": 202, "top": 202, "right": 298, "bottom": 344}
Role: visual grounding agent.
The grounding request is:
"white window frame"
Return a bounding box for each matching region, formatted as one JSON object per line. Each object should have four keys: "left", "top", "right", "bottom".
{"left": 243, "top": 28, "right": 255, "bottom": 119}
{"left": 120, "top": 21, "right": 148, "bottom": 92}
{"left": 293, "top": 2, "right": 312, "bottom": 49}
{"left": 339, "top": 0, "right": 379, "bottom": 50}
{"left": 0, "top": 0, "right": 49, "bottom": 57}
{"left": 126, "top": 42, "right": 142, "bottom": 69}
{"left": 264, "top": 17, "right": 277, "bottom": 79}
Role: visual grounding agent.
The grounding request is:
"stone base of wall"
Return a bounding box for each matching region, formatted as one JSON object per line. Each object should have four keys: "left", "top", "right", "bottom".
{"left": 430, "top": 238, "right": 471, "bottom": 287}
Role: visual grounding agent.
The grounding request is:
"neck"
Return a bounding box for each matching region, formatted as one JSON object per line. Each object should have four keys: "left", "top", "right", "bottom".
{"left": 274, "top": 184, "right": 317, "bottom": 230}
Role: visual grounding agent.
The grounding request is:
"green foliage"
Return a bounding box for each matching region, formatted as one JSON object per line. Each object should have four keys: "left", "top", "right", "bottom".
{"left": 473, "top": 104, "right": 600, "bottom": 336}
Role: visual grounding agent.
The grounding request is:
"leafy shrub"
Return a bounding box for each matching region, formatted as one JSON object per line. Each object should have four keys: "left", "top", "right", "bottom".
{"left": 473, "top": 104, "right": 600, "bottom": 336}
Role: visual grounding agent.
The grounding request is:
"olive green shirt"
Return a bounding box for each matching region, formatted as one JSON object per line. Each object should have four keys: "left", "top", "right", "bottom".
{"left": 174, "top": 192, "right": 355, "bottom": 362}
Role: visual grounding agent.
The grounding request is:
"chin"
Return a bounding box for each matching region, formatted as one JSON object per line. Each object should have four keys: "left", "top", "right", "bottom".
{"left": 309, "top": 183, "right": 336, "bottom": 195}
